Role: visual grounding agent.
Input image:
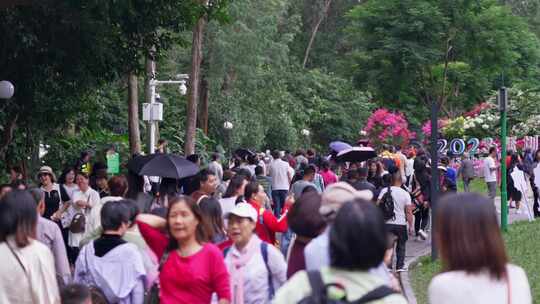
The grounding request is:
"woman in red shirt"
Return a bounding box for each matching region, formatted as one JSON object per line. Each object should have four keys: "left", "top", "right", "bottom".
{"left": 137, "top": 196, "right": 231, "bottom": 304}
{"left": 244, "top": 181, "right": 289, "bottom": 245}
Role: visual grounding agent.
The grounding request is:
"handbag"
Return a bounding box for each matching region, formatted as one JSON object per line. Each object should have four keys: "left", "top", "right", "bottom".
{"left": 69, "top": 195, "right": 90, "bottom": 233}
{"left": 144, "top": 250, "right": 170, "bottom": 304}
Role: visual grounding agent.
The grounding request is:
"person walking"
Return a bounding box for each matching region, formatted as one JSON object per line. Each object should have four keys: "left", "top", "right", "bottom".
{"left": 29, "top": 188, "right": 71, "bottom": 286}
{"left": 220, "top": 174, "right": 249, "bottom": 224}
{"left": 319, "top": 160, "right": 338, "bottom": 187}
{"left": 377, "top": 170, "right": 414, "bottom": 272}
{"left": 199, "top": 196, "right": 227, "bottom": 244}
{"left": 351, "top": 167, "right": 376, "bottom": 197}
{"left": 274, "top": 199, "right": 407, "bottom": 304}
{"left": 255, "top": 165, "right": 272, "bottom": 198}
{"left": 137, "top": 196, "right": 231, "bottom": 304}
{"left": 508, "top": 155, "right": 533, "bottom": 220}
{"left": 0, "top": 190, "right": 60, "bottom": 303}
{"left": 208, "top": 153, "right": 224, "bottom": 183}
{"left": 268, "top": 150, "right": 292, "bottom": 217}
{"left": 304, "top": 182, "right": 391, "bottom": 284}
{"left": 74, "top": 201, "right": 146, "bottom": 303}
{"left": 286, "top": 192, "right": 326, "bottom": 279}
{"left": 38, "top": 166, "right": 65, "bottom": 221}
{"left": 67, "top": 172, "right": 101, "bottom": 263}
{"left": 532, "top": 149, "right": 540, "bottom": 217}
{"left": 411, "top": 159, "right": 431, "bottom": 241}
{"left": 190, "top": 169, "right": 219, "bottom": 203}
{"left": 428, "top": 193, "right": 532, "bottom": 304}
{"left": 85, "top": 175, "right": 128, "bottom": 237}
{"left": 484, "top": 147, "right": 499, "bottom": 204}
{"left": 224, "top": 203, "right": 287, "bottom": 304}
{"left": 244, "top": 181, "right": 289, "bottom": 245}
{"left": 290, "top": 165, "right": 319, "bottom": 199}
{"left": 459, "top": 153, "right": 475, "bottom": 192}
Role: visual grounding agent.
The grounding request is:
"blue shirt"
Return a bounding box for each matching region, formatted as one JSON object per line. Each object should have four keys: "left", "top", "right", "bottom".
{"left": 446, "top": 168, "right": 457, "bottom": 185}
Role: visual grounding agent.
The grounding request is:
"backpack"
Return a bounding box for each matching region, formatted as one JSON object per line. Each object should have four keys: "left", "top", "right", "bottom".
{"left": 69, "top": 212, "right": 86, "bottom": 233}
{"left": 224, "top": 242, "right": 274, "bottom": 300}
{"left": 378, "top": 186, "right": 395, "bottom": 221}
{"left": 298, "top": 270, "right": 396, "bottom": 304}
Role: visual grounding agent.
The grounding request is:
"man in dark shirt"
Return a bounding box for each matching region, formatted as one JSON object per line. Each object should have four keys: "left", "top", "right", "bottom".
{"left": 352, "top": 167, "right": 376, "bottom": 199}
{"left": 255, "top": 165, "right": 272, "bottom": 198}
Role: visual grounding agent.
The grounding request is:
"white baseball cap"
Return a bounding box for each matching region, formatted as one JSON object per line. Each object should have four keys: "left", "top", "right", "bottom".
{"left": 225, "top": 203, "right": 258, "bottom": 222}
{"left": 319, "top": 182, "right": 373, "bottom": 219}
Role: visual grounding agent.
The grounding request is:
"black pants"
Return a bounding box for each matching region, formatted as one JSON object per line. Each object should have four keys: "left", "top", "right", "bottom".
{"left": 414, "top": 207, "right": 429, "bottom": 235}
{"left": 386, "top": 224, "right": 408, "bottom": 269}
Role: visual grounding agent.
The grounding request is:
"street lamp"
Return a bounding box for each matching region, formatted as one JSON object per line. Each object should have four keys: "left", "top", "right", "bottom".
{"left": 301, "top": 129, "right": 311, "bottom": 149}
{"left": 224, "top": 121, "right": 234, "bottom": 160}
{"left": 143, "top": 74, "right": 189, "bottom": 154}
{"left": 0, "top": 81, "right": 15, "bottom": 99}
{"left": 224, "top": 121, "right": 234, "bottom": 130}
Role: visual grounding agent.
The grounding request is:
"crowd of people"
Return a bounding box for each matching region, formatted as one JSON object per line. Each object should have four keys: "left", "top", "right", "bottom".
{"left": 0, "top": 144, "right": 533, "bottom": 303}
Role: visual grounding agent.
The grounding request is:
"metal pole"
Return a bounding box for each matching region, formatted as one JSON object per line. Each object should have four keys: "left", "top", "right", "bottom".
{"left": 148, "top": 80, "right": 156, "bottom": 154}
{"left": 500, "top": 87, "right": 508, "bottom": 231}
{"left": 430, "top": 99, "right": 439, "bottom": 260}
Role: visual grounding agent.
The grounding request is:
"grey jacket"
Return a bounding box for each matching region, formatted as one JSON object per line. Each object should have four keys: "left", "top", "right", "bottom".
{"left": 460, "top": 159, "right": 475, "bottom": 179}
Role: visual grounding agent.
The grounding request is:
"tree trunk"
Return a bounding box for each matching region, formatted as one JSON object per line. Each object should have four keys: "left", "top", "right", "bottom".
{"left": 184, "top": 9, "right": 207, "bottom": 155}
{"left": 127, "top": 72, "right": 141, "bottom": 155}
{"left": 0, "top": 113, "right": 19, "bottom": 160}
{"left": 302, "top": 0, "right": 333, "bottom": 68}
{"left": 198, "top": 78, "right": 209, "bottom": 135}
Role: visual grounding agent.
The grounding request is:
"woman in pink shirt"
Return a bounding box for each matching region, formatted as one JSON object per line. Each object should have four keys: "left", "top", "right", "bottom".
{"left": 137, "top": 196, "right": 231, "bottom": 304}
{"left": 320, "top": 160, "right": 338, "bottom": 187}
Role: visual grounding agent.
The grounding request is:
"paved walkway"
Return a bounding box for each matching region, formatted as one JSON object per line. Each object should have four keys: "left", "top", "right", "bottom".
{"left": 400, "top": 196, "right": 534, "bottom": 304}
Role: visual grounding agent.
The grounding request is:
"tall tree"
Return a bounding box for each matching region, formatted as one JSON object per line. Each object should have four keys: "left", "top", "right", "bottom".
{"left": 185, "top": 0, "right": 209, "bottom": 156}
{"left": 302, "top": 0, "right": 333, "bottom": 68}
{"left": 346, "top": 0, "right": 540, "bottom": 125}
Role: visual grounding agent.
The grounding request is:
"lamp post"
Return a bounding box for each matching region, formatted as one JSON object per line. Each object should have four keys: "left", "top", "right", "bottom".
{"left": 224, "top": 121, "right": 234, "bottom": 159}
{"left": 499, "top": 87, "right": 509, "bottom": 231}
{"left": 301, "top": 129, "right": 311, "bottom": 149}
{"left": 429, "top": 98, "right": 440, "bottom": 260}
{"left": 0, "top": 80, "right": 15, "bottom": 99}
{"left": 143, "top": 74, "right": 189, "bottom": 154}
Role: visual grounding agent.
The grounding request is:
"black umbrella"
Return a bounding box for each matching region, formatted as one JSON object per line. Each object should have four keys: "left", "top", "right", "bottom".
{"left": 127, "top": 154, "right": 155, "bottom": 173}
{"left": 129, "top": 154, "right": 200, "bottom": 179}
{"left": 335, "top": 146, "right": 377, "bottom": 163}
{"left": 234, "top": 148, "right": 255, "bottom": 159}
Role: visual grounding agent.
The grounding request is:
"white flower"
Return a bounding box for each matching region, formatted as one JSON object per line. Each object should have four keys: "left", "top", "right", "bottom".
{"left": 482, "top": 124, "right": 489, "bottom": 129}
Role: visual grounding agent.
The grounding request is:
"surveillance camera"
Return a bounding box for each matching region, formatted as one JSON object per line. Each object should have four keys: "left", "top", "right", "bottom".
{"left": 179, "top": 82, "right": 187, "bottom": 95}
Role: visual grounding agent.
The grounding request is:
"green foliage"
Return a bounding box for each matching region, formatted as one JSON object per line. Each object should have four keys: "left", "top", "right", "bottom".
{"left": 196, "top": 0, "right": 373, "bottom": 151}
{"left": 345, "top": 0, "right": 540, "bottom": 124}
{"left": 42, "top": 127, "right": 129, "bottom": 173}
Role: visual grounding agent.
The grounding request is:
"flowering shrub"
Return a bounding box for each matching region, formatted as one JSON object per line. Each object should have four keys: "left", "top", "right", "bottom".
{"left": 442, "top": 117, "right": 466, "bottom": 139}
{"left": 512, "top": 114, "right": 540, "bottom": 137}
{"left": 462, "top": 111, "right": 499, "bottom": 139}
{"left": 464, "top": 102, "right": 493, "bottom": 118}
{"left": 421, "top": 119, "right": 448, "bottom": 138}
{"left": 363, "top": 108, "right": 415, "bottom": 148}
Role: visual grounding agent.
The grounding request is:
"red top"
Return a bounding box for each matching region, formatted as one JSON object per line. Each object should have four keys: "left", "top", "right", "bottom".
{"left": 247, "top": 200, "right": 288, "bottom": 245}
{"left": 137, "top": 221, "right": 231, "bottom": 304}
{"left": 320, "top": 169, "right": 338, "bottom": 187}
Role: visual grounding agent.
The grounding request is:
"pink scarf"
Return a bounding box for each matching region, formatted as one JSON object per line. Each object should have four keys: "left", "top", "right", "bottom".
{"left": 229, "top": 236, "right": 258, "bottom": 304}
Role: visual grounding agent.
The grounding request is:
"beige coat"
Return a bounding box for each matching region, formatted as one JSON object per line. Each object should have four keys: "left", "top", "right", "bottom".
{"left": 0, "top": 238, "right": 60, "bottom": 304}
